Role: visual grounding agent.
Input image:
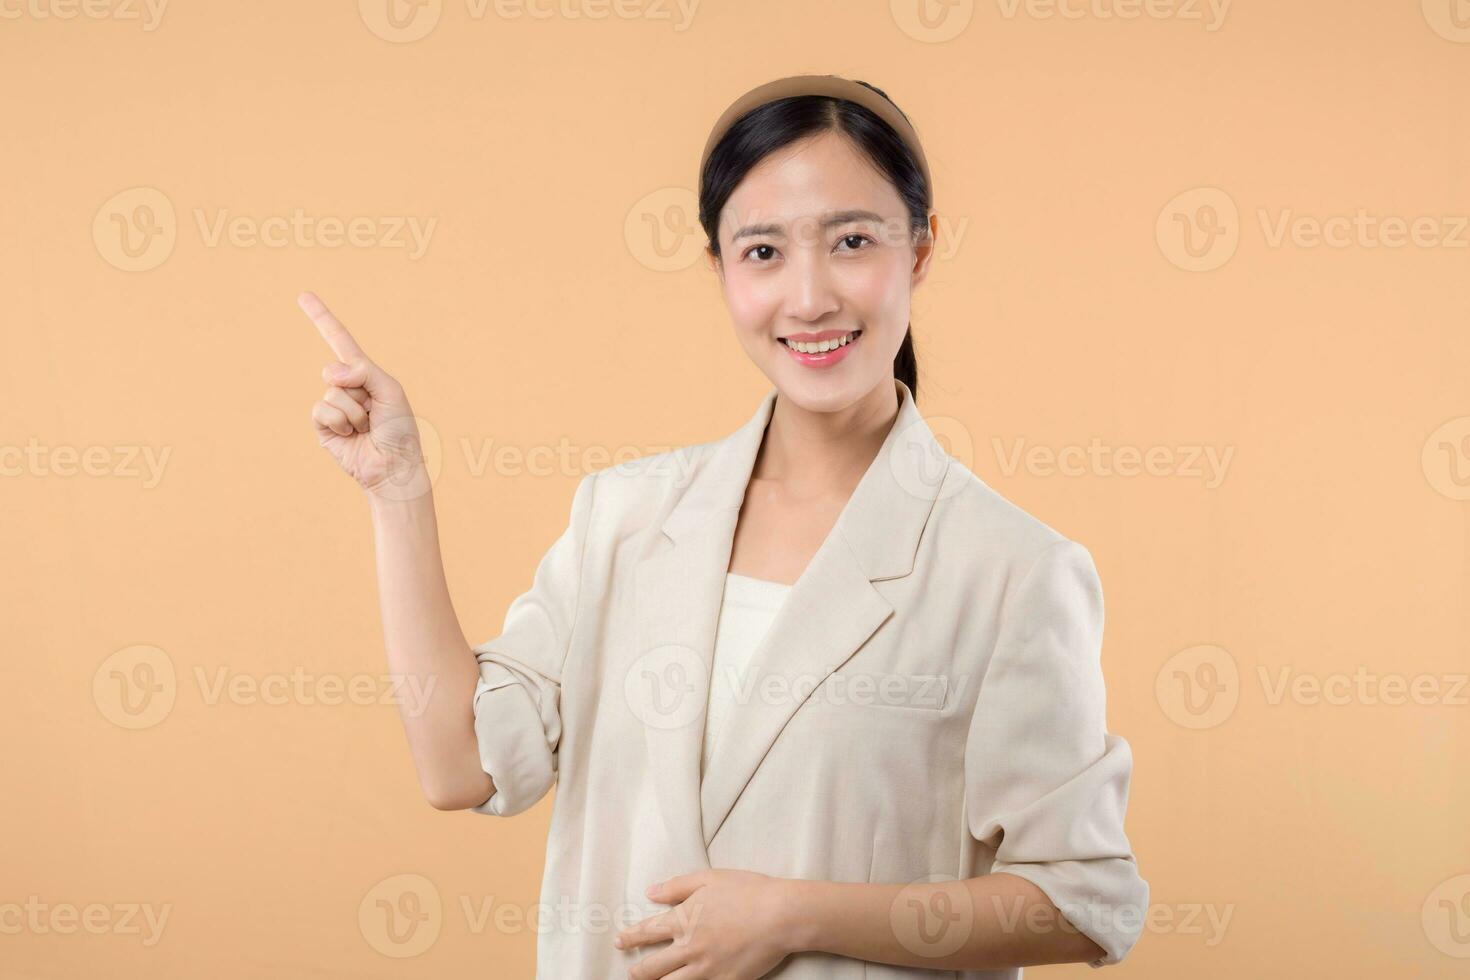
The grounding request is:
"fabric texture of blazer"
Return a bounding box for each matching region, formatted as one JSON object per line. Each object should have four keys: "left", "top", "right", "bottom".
{"left": 470, "top": 378, "right": 1149, "bottom": 978}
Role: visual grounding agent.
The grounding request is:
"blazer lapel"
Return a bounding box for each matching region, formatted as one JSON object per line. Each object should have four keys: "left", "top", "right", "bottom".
{"left": 632, "top": 380, "right": 952, "bottom": 854}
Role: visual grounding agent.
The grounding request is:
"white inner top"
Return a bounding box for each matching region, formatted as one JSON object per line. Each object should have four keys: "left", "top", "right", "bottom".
{"left": 701, "top": 572, "right": 793, "bottom": 779}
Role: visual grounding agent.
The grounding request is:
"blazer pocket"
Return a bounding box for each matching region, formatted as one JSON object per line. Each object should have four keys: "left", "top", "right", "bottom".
{"left": 818, "top": 671, "right": 949, "bottom": 712}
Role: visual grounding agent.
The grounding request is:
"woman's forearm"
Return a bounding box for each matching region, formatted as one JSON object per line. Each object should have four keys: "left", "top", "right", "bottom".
{"left": 366, "top": 483, "right": 492, "bottom": 810}
{"left": 778, "top": 871, "right": 1107, "bottom": 971}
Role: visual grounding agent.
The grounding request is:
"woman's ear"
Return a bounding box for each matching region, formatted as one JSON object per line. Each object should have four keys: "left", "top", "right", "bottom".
{"left": 705, "top": 245, "right": 723, "bottom": 280}
{"left": 911, "top": 209, "right": 940, "bottom": 287}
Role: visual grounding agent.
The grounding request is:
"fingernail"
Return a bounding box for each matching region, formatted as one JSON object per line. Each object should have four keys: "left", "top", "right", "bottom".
{"left": 645, "top": 883, "right": 656, "bottom": 897}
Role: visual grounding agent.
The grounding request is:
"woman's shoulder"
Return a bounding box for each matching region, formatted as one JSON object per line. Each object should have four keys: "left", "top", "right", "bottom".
{"left": 932, "top": 455, "right": 1092, "bottom": 574}
{"left": 573, "top": 441, "right": 713, "bottom": 534}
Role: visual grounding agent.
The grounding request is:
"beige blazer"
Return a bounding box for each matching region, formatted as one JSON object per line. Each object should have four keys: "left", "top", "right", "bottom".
{"left": 470, "top": 379, "right": 1148, "bottom": 978}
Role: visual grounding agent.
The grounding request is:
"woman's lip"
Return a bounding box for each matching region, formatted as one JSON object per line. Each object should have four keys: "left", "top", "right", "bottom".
{"left": 779, "top": 330, "right": 862, "bottom": 368}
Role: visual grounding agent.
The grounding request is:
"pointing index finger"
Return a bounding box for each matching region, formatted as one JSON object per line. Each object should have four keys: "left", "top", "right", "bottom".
{"left": 298, "top": 291, "right": 369, "bottom": 364}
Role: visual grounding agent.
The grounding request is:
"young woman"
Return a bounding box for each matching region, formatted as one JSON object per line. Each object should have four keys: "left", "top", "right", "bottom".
{"left": 304, "top": 74, "right": 1148, "bottom": 979}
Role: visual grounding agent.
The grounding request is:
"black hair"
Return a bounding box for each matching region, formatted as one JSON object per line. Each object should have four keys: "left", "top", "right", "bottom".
{"left": 698, "top": 79, "right": 932, "bottom": 402}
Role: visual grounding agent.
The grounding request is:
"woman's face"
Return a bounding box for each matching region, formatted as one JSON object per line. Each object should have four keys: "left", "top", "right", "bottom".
{"left": 710, "top": 129, "right": 937, "bottom": 413}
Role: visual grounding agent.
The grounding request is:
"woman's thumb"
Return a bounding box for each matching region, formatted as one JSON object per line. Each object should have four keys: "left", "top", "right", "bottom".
{"left": 323, "top": 359, "right": 379, "bottom": 392}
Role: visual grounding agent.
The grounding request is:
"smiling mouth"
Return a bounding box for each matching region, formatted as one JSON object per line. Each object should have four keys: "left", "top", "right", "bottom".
{"left": 778, "top": 329, "right": 862, "bottom": 353}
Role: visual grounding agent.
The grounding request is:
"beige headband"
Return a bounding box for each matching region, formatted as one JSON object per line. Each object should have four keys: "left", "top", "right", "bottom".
{"left": 699, "top": 74, "right": 933, "bottom": 198}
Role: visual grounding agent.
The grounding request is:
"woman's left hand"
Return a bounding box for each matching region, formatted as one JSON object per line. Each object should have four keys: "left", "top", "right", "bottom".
{"left": 617, "top": 869, "right": 799, "bottom": 979}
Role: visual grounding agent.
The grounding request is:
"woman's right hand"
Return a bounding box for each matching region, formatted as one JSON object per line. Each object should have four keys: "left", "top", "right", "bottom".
{"left": 300, "top": 291, "right": 430, "bottom": 501}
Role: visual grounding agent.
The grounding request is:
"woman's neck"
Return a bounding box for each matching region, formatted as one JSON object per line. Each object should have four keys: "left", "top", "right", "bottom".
{"left": 751, "top": 380, "right": 900, "bottom": 499}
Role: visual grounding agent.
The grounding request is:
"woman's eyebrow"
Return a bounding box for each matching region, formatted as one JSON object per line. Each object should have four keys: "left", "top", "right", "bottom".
{"left": 731, "top": 209, "right": 886, "bottom": 242}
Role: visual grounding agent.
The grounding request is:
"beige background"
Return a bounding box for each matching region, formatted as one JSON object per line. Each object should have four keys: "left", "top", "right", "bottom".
{"left": 3, "top": 0, "right": 1468, "bottom": 976}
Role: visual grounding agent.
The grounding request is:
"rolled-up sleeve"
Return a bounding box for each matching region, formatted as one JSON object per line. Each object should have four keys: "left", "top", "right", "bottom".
{"left": 964, "top": 538, "right": 1148, "bottom": 967}
{"left": 470, "top": 470, "right": 597, "bottom": 817}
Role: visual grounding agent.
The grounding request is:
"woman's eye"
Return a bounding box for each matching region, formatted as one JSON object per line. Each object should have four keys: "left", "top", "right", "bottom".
{"left": 745, "top": 244, "right": 777, "bottom": 262}
{"left": 837, "top": 233, "right": 873, "bottom": 252}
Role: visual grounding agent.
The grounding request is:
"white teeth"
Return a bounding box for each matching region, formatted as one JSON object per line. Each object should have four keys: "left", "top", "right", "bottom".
{"left": 783, "top": 331, "right": 859, "bottom": 354}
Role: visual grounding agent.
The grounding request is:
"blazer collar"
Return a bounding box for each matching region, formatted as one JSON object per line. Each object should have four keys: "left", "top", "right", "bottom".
{"left": 634, "top": 379, "right": 951, "bottom": 855}
{"left": 660, "top": 378, "right": 948, "bottom": 581}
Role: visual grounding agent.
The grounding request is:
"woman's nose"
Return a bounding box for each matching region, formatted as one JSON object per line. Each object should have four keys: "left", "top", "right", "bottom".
{"left": 785, "top": 252, "right": 840, "bottom": 321}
